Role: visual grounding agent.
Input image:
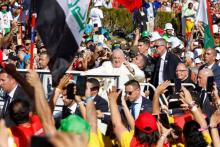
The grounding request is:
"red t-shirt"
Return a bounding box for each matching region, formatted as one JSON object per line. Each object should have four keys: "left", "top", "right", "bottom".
{"left": 11, "top": 115, "right": 44, "bottom": 147}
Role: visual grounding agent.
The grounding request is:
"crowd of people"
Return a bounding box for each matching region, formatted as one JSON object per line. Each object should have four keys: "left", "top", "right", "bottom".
{"left": 0, "top": 0, "right": 220, "bottom": 147}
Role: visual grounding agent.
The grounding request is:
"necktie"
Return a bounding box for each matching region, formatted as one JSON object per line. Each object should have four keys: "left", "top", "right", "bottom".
{"left": 131, "top": 103, "right": 137, "bottom": 119}
{"left": 2, "top": 94, "right": 11, "bottom": 118}
{"left": 200, "top": 90, "right": 207, "bottom": 107}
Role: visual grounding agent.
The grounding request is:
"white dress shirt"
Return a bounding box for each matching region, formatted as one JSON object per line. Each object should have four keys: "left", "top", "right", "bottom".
{"left": 8, "top": 85, "right": 18, "bottom": 102}
{"left": 158, "top": 51, "right": 167, "bottom": 85}
{"left": 131, "top": 95, "right": 142, "bottom": 120}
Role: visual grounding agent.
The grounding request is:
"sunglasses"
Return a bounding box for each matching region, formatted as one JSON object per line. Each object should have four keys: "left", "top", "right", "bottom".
{"left": 125, "top": 91, "right": 133, "bottom": 95}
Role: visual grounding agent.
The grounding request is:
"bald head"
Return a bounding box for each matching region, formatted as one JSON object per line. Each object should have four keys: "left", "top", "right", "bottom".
{"left": 198, "top": 68, "right": 214, "bottom": 89}
{"left": 112, "top": 49, "right": 125, "bottom": 68}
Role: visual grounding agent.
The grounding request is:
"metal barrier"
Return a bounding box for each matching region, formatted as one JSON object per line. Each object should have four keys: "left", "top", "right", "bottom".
{"left": 1, "top": 69, "right": 120, "bottom": 113}
{"left": 169, "top": 83, "right": 196, "bottom": 89}
{"left": 140, "top": 83, "right": 168, "bottom": 106}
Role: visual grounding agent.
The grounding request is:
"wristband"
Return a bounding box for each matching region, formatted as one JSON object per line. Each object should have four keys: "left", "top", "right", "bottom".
{"left": 188, "top": 101, "right": 196, "bottom": 109}
{"left": 86, "top": 96, "right": 93, "bottom": 103}
{"left": 198, "top": 127, "right": 209, "bottom": 132}
{"left": 209, "top": 124, "right": 217, "bottom": 129}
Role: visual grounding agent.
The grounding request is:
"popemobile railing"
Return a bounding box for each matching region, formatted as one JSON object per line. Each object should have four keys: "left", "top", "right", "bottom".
{"left": 0, "top": 69, "right": 196, "bottom": 113}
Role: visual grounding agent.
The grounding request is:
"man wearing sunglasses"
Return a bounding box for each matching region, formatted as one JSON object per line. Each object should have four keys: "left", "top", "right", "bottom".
{"left": 124, "top": 80, "right": 152, "bottom": 120}
{"left": 151, "top": 38, "right": 180, "bottom": 87}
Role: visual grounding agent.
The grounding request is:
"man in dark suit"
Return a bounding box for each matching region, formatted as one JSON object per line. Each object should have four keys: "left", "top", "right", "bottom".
{"left": 124, "top": 80, "right": 152, "bottom": 120}
{"left": 0, "top": 69, "right": 30, "bottom": 127}
{"left": 152, "top": 38, "right": 180, "bottom": 87}
{"left": 85, "top": 78, "right": 109, "bottom": 124}
{"left": 198, "top": 48, "right": 220, "bottom": 89}
{"left": 196, "top": 68, "right": 216, "bottom": 117}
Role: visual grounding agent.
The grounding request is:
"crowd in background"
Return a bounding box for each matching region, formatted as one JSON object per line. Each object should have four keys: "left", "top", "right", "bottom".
{"left": 0, "top": 0, "right": 220, "bottom": 147}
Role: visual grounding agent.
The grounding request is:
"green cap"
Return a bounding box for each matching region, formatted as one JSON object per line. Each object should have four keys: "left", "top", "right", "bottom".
{"left": 141, "top": 31, "right": 150, "bottom": 38}
{"left": 85, "top": 37, "right": 93, "bottom": 43}
{"left": 59, "top": 115, "right": 91, "bottom": 138}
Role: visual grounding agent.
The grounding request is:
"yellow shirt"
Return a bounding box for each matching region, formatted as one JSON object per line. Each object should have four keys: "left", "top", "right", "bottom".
{"left": 89, "top": 132, "right": 101, "bottom": 147}
{"left": 120, "top": 130, "right": 134, "bottom": 147}
{"left": 202, "top": 132, "right": 212, "bottom": 145}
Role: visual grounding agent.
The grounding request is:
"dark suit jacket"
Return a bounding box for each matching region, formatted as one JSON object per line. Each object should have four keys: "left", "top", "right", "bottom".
{"left": 93, "top": 95, "right": 108, "bottom": 112}
{"left": 196, "top": 91, "right": 216, "bottom": 117}
{"left": 152, "top": 52, "right": 180, "bottom": 87}
{"left": 127, "top": 96, "right": 153, "bottom": 115}
{"left": 199, "top": 63, "right": 220, "bottom": 89}
{"left": 72, "top": 95, "right": 110, "bottom": 124}
{"left": 2, "top": 85, "right": 31, "bottom": 127}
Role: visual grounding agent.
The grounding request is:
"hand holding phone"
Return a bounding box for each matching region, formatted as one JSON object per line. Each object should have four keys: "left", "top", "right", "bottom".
{"left": 175, "top": 79, "right": 181, "bottom": 93}
{"left": 207, "top": 76, "right": 214, "bottom": 94}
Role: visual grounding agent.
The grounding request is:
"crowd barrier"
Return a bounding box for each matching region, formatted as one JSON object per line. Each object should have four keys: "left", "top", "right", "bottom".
{"left": 0, "top": 69, "right": 196, "bottom": 114}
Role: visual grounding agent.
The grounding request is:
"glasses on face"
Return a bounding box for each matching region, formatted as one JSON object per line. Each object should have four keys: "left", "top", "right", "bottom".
{"left": 125, "top": 88, "right": 139, "bottom": 96}
{"left": 125, "top": 91, "right": 133, "bottom": 95}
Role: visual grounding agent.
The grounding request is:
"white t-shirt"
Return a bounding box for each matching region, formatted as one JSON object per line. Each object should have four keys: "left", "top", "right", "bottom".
{"left": 89, "top": 7, "right": 104, "bottom": 27}
{"left": 0, "top": 11, "right": 13, "bottom": 29}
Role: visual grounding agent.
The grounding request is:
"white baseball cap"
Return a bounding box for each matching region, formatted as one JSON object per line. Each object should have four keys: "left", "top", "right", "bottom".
{"left": 150, "top": 32, "right": 162, "bottom": 42}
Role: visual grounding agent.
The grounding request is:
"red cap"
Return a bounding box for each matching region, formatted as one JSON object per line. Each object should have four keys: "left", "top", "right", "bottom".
{"left": 135, "top": 112, "right": 158, "bottom": 134}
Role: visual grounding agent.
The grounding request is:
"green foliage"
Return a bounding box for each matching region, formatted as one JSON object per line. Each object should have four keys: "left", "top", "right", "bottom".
{"left": 155, "top": 11, "right": 181, "bottom": 34}
{"left": 102, "top": 8, "right": 133, "bottom": 34}
{"left": 102, "top": 8, "right": 181, "bottom": 35}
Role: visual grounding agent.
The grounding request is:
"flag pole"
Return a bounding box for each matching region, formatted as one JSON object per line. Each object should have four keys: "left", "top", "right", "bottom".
{"left": 30, "top": 0, "right": 37, "bottom": 69}
{"left": 30, "top": 13, "right": 37, "bottom": 69}
{"left": 19, "top": 0, "right": 23, "bottom": 46}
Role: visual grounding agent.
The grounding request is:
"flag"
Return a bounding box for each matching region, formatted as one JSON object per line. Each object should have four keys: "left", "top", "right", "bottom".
{"left": 196, "top": 0, "right": 215, "bottom": 49}
{"left": 115, "top": 0, "right": 142, "bottom": 12}
{"left": 33, "top": 0, "right": 90, "bottom": 86}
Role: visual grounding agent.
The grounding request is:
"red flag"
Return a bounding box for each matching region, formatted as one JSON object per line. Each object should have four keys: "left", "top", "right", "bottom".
{"left": 115, "top": 0, "right": 142, "bottom": 12}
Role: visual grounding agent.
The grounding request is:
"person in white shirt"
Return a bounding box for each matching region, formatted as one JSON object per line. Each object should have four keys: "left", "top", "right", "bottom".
{"left": 89, "top": 2, "right": 104, "bottom": 28}
{"left": 86, "top": 49, "right": 145, "bottom": 89}
{"left": 0, "top": 3, "right": 13, "bottom": 35}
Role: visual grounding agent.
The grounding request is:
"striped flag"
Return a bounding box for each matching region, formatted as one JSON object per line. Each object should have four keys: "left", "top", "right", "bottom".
{"left": 33, "top": 0, "right": 90, "bottom": 86}
{"left": 196, "top": 0, "right": 215, "bottom": 49}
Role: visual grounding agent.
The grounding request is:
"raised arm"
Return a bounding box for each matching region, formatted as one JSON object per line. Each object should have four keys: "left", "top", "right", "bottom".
{"left": 180, "top": 87, "right": 209, "bottom": 132}
{"left": 108, "top": 87, "right": 128, "bottom": 140}
{"left": 121, "top": 94, "right": 135, "bottom": 130}
{"left": 152, "top": 81, "right": 170, "bottom": 114}
{"left": 210, "top": 84, "right": 220, "bottom": 147}
{"left": 26, "top": 70, "right": 56, "bottom": 135}
{"left": 49, "top": 75, "right": 70, "bottom": 112}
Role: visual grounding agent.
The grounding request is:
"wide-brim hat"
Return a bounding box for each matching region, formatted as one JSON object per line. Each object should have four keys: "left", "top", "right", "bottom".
{"left": 164, "top": 23, "right": 174, "bottom": 30}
